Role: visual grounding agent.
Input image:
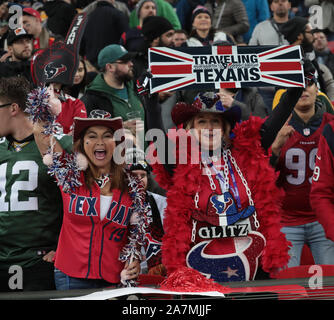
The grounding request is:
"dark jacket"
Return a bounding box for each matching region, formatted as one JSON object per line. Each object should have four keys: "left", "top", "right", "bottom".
{"left": 119, "top": 26, "right": 144, "bottom": 52}
{"left": 43, "top": 0, "right": 77, "bottom": 38}
{"left": 0, "top": 60, "right": 33, "bottom": 83}
{"left": 80, "top": 1, "right": 129, "bottom": 67}
{"left": 315, "top": 49, "right": 334, "bottom": 79}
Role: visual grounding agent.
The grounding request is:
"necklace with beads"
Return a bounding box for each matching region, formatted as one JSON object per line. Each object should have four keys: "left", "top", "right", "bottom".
{"left": 195, "top": 148, "right": 260, "bottom": 228}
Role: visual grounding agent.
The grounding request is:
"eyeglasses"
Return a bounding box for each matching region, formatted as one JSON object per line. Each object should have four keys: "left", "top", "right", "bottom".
{"left": 0, "top": 103, "right": 11, "bottom": 108}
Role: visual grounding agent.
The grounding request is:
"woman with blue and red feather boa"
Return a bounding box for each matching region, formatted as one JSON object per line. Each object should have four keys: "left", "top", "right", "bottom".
{"left": 143, "top": 83, "right": 305, "bottom": 283}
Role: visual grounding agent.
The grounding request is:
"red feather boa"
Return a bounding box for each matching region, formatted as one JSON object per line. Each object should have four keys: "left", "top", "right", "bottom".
{"left": 152, "top": 117, "right": 290, "bottom": 278}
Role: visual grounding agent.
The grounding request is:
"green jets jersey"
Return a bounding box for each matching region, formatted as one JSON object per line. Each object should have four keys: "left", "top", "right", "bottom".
{"left": 0, "top": 134, "right": 72, "bottom": 270}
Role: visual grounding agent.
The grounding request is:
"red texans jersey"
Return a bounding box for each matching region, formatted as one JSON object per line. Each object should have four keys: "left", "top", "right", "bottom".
{"left": 56, "top": 94, "right": 87, "bottom": 134}
{"left": 311, "top": 120, "right": 334, "bottom": 241}
{"left": 54, "top": 172, "right": 133, "bottom": 284}
{"left": 277, "top": 113, "right": 334, "bottom": 226}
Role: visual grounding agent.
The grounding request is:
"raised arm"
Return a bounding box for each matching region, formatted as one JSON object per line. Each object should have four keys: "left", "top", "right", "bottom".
{"left": 29, "top": 85, "right": 72, "bottom": 158}
{"left": 33, "top": 120, "right": 64, "bottom": 156}
{"left": 260, "top": 59, "right": 317, "bottom": 150}
{"left": 260, "top": 86, "right": 303, "bottom": 151}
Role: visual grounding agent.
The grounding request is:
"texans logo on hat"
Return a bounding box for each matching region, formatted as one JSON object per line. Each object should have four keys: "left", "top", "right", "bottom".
{"left": 207, "top": 191, "right": 256, "bottom": 226}
{"left": 171, "top": 92, "right": 241, "bottom": 127}
{"left": 89, "top": 109, "right": 112, "bottom": 119}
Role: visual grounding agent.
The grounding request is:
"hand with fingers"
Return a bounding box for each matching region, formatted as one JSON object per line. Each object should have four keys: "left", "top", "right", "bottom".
{"left": 120, "top": 259, "right": 141, "bottom": 281}
{"left": 271, "top": 114, "right": 295, "bottom": 157}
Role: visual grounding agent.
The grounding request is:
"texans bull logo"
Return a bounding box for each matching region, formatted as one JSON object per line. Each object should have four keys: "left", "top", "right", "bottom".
{"left": 89, "top": 109, "right": 112, "bottom": 119}
{"left": 144, "top": 232, "right": 162, "bottom": 261}
{"left": 186, "top": 231, "right": 266, "bottom": 282}
{"left": 208, "top": 191, "right": 255, "bottom": 226}
{"left": 44, "top": 62, "right": 67, "bottom": 80}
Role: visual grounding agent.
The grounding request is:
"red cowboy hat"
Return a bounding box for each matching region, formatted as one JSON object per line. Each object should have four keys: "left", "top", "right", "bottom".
{"left": 72, "top": 116, "right": 124, "bottom": 142}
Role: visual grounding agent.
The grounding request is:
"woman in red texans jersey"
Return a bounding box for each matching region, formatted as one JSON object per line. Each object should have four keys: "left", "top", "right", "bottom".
{"left": 34, "top": 114, "right": 141, "bottom": 290}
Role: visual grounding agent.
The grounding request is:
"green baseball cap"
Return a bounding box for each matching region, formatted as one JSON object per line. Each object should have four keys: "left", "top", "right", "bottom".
{"left": 97, "top": 44, "right": 134, "bottom": 69}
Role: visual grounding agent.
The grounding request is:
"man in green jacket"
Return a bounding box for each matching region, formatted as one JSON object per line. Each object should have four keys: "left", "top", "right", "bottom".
{"left": 81, "top": 44, "right": 145, "bottom": 150}
{"left": 81, "top": 44, "right": 144, "bottom": 123}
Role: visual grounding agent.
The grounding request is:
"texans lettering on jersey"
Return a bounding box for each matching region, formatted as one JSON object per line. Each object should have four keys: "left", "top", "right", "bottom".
{"left": 55, "top": 171, "right": 134, "bottom": 283}
{"left": 67, "top": 193, "right": 132, "bottom": 226}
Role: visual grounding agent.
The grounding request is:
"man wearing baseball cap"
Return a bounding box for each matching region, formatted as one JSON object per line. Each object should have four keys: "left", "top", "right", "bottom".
{"left": 22, "top": 7, "right": 54, "bottom": 50}
{"left": 81, "top": 44, "right": 144, "bottom": 130}
{"left": 6, "top": 28, "right": 33, "bottom": 62}
{"left": 0, "top": 28, "right": 33, "bottom": 81}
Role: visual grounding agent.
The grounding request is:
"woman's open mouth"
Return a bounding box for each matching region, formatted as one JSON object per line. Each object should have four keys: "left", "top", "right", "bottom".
{"left": 94, "top": 149, "right": 106, "bottom": 160}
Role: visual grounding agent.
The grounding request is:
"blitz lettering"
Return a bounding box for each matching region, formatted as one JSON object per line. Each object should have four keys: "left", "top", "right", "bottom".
{"left": 198, "top": 224, "right": 249, "bottom": 238}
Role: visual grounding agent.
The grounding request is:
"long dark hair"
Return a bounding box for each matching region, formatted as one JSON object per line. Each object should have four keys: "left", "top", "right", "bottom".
{"left": 63, "top": 58, "right": 87, "bottom": 98}
{"left": 74, "top": 128, "right": 128, "bottom": 192}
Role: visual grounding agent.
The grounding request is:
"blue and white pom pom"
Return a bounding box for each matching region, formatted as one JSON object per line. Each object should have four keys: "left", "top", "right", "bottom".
{"left": 25, "top": 86, "right": 56, "bottom": 135}
{"left": 46, "top": 151, "right": 87, "bottom": 194}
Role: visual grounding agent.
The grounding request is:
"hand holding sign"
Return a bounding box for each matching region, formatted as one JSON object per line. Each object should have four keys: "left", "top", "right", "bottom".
{"left": 217, "top": 88, "right": 235, "bottom": 108}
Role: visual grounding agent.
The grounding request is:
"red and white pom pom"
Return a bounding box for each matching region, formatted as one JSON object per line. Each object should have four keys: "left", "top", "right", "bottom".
{"left": 76, "top": 152, "right": 89, "bottom": 171}
{"left": 43, "top": 153, "right": 53, "bottom": 166}
{"left": 47, "top": 84, "right": 62, "bottom": 116}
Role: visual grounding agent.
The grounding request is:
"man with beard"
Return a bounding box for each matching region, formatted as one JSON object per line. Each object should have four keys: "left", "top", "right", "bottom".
{"left": 5, "top": 29, "right": 33, "bottom": 62}
{"left": 0, "top": 28, "right": 33, "bottom": 81}
{"left": 280, "top": 16, "right": 334, "bottom": 101}
{"left": 132, "top": 16, "right": 174, "bottom": 81}
{"left": 132, "top": 15, "right": 176, "bottom": 131}
{"left": 249, "top": 0, "right": 290, "bottom": 45}
{"left": 313, "top": 29, "right": 334, "bottom": 77}
{"left": 81, "top": 44, "right": 144, "bottom": 125}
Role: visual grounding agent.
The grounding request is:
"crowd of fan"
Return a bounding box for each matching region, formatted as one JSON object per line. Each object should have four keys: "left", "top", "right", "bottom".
{"left": 1, "top": 0, "right": 334, "bottom": 292}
